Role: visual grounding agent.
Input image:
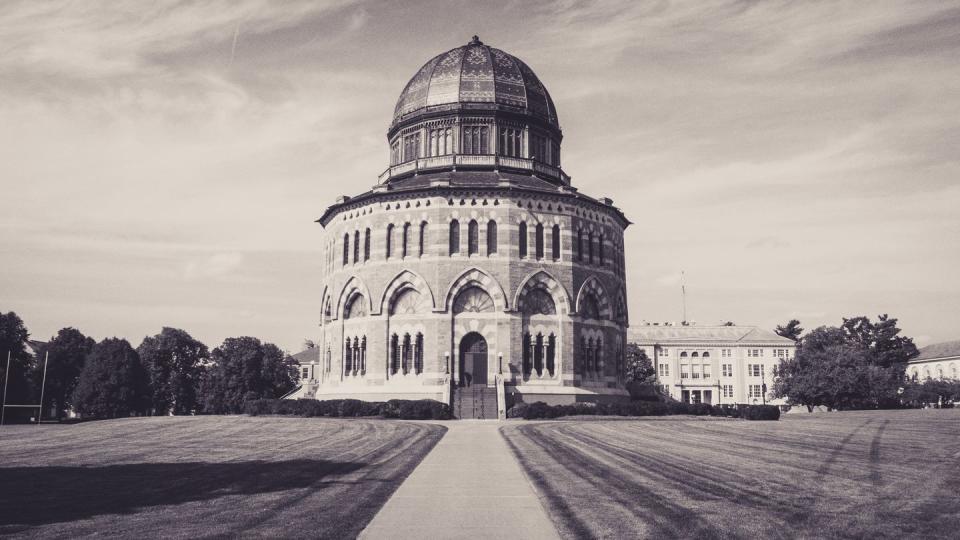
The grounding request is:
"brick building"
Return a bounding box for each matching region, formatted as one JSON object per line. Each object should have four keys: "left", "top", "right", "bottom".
{"left": 297, "top": 37, "right": 631, "bottom": 415}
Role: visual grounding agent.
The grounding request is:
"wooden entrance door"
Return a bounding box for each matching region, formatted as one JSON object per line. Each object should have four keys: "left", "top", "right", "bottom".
{"left": 458, "top": 333, "right": 488, "bottom": 386}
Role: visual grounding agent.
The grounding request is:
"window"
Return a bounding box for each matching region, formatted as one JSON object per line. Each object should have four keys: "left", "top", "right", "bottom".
{"left": 534, "top": 333, "right": 544, "bottom": 376}
{"left": 301, "top": 367, "right": 309, "bottom": 379}
{"left": 344, "top": 338, "right": 352, "bottom": 374}
{"left": 535, "top": 223, "right": 544, "bottom": 259}
{"left": 364, "top": 229, "right": 371, "bottom": 261}
{"left": 386, "top": 224, "right": 394, "bottom": 258}
{"left": 577, "top": 229, "right": 583, "bottom": 261}
{"left": 461, "top": 125, "right": 489, "bottom": 154}
{"left": 530, "top": 132, "right": 553, "bottom": 164}
{"left": 748, "top": 364, "right": 764, "bottom": 377}
{"left": 691, "top": 365, "right": 701, "bottom": 379}
{"left": 402, "top": 223, "right": 410, "bottom": 257}
{"left": 599, "top": 233, "right": 605, "bottom": 265}
{"left": 523, "top": 333, "right": 532, "bottom": 376}
{"left": 748, "top": 384, "right": 763, "bottom": 399}
{"left": 414, "top": 333, "right": 424, "bottom": 375}
{"left": 342, "top": 233, "right": 349, "bottom": 266}
{"left": 703, "top": 364, "right": 712, "bottom": 379}
{"left": 390, "top": 140, "right": 400, "bottom": 165}
{"left": 588, "top": 232, "right": 594, "bottom": 264}
{"left": 723, "top": 385, "right": 734, "bottom": 398}
{"left": 660, "top": 347, "right": 669, "bottom": 357}
{"left": 552, "top": 224, "right": 560, "bottom": 260}
{"left": 519, "top": 222, "right": 528, "bottom": 257}
{"left": 428, "top": 127, "right": 452, "bottom": 156}
{"left": 748, "top": 349, "right": 764, "bottom": 358}
{"left": 403, "top": 132, "right": 421, "bottom": 162}
{"left": 487, "top": 220, "right": 497, "bottom": 254}
{"left": 680, "top": 351, "right": 688, "bottom": 359}
{"left": 418, "top": 221, "right": 427, "bottom": 257}
{"left": 353, "top": 231, "right": 359, "bottom": 263}
{"left": 389, "top": 334, "right": 399, "bottom": 374}
{"left": 449, "top": 220, "right": 460, "bottom": 254}
{"left": 499, "top": 127, "right": 522, "bottom": 157}
{"left": 401, "top": 333, "right": 412, "bottom": 375}
{"left": 659, "top": 363, "right": 669, "bottom": 377}
{"left": 468, "top": 220, "right": 479, "bottom": 255}
{"left": 721, "top": 349, "right": 731, "bottom": 358}
{"left": 722, "top": 364, "right": 733, "bottom": 377}
{"left": 547, "top": 334, "right": 556, "bottom": 376}
{"left": 680, "top": 364, "right": 689, "bottom": 379}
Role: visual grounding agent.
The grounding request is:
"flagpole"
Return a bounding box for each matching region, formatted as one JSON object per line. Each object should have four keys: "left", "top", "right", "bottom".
{"left": 37, "top": 351, "right": 49, "bottom": 426}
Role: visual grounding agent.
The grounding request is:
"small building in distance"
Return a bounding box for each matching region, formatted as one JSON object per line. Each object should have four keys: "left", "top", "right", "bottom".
{"left": 628, "top": 324, "right": 796, "bottom": 406}
{"left": 907, "top": 340, "right": 960, "bottom": 381}
{"left": 285, "top": 347, "right": 320, "bottom": 400}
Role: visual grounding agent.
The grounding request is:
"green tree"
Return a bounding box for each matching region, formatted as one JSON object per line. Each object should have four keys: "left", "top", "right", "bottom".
{"left": 33, "top": 328, "right": 95, "bottom": 419}
{"left": 625, "top": 343, "right": 655, "bottom": 383}
{"left": 138, "top": 328, "right": 209, "bottom": 415}
{"left": 841, "top": 314, "right": 918, "bottom": 369}
{"left": 199, "top": 337, "right": 298, "bottom": 414}
{"left": 0, "top": 310, "right": 34, "bottom": 407}
{"left": 775, "top": 319, "right": 803, "bottom": 341}
{"left": 72, "top": 338, "right": 151, "bottom": 419}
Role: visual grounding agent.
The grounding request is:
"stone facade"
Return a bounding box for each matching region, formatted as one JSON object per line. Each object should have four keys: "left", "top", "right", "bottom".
{"left": 907, "top": 340, "right": 960, "bottom": 381}
{"left": 301, "top": 38, "right": 631, "bottom": 407}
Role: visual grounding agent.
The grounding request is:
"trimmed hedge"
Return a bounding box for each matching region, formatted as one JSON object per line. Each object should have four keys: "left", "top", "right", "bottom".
{"left": 244, "top": 398, "right": 452, "bottom": 420}
{"left": 507, "top": 401, "right": 780, "bottom": 421}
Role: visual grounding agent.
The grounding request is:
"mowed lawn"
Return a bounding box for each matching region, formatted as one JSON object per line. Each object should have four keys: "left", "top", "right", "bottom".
{"left": 0, "top": 416, "right": 445, "bottom": 538}
{"left": 501, "top": 409, "right": 960, "bottom": 539}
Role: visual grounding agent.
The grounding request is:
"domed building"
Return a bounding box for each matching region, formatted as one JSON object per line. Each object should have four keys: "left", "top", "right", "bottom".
{"left": 301, "top": 37, "right": 631, "bottom": 417}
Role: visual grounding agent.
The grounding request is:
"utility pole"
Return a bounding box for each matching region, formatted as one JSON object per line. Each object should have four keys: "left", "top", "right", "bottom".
{"left": 681, "top": 271, "right": 687, "bottom": 325}
{"left": 37, "top": 352, "right": 49, "bottom": 426}
{"left": 1, "top": 351, "right": 10, "bottom": 427}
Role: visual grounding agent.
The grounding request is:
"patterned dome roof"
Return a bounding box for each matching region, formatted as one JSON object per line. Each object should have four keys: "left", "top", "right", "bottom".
{"left": 392, "top": 36, "right": 559, "bottom": 128}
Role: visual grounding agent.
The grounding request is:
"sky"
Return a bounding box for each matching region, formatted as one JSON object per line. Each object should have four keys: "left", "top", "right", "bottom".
{"left": 1, "top": 0, "right": 958, "bottom": 353}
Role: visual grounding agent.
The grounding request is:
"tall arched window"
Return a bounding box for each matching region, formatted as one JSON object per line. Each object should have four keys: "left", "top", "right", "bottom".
{"left": 595, "top": 337, "right": 603, "bottom": 373}
{"left": 588, "top": 232, "right": 595, "bottom": 264}
{"left": 344, "top": 337, "right": 353, "bottom": 375}
{"left": 580, "top": 337, "right": 588, "bottom": 374}
{"left": 487, "top": 220, "right": 497, "bottom": 254}
{"left": 519, "top": 222, "right": 528, "bottom": 258}
{"left": 414, "top": 333, "right": 424, "bottom": 374}
{"left": 534, "top": 333, "right": 544, "bottom": 376}
{"left": 547, "top": 334, "right": 556, "bottom": 376}
{"left": 599, "top": 233, "right": 605, "bottom": 265}
{"left": 364, "top": 228, "right": 371, "bottom": 261}
{"left": 390, "top": 334, "right": 399, "bottom": 375}
{"left": 419, "top": 221, "right": 428, "bottom": 256}
{"left": 449, "top": 220, "right": 460, "bottom": 254}
{"left": 360, "top": 336, "right": 367, "bottom": 374}
{"left": 342, "top": 233, "right": 349, "bottom": 266}
{"left": 552, "top": 224, "right": 561, "bottom": 260}
{"left": 401, "top": 333, "right": 412, "bottom": 375}
{"left": 386, "top": 224, "right": 394, "bottom": 258}
{"left": 535, "top": 223, "right": 544, "bottom": 259}
{"left": 468, "top": 220, "right": 479, "bottom": 255}
{"left": 522, "top": 333, "right": 532, "bottom": 376}
{"left": 402, "top": 223, "right": 410, "bottom": 257}
{"left": 353, "top": 231, "right": 360, "bottom": 263}
{"left": 577, "top": 228, "right": 583, "bottom": 261}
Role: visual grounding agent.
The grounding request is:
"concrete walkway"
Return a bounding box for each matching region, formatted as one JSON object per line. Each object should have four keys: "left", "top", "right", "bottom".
{"left": 360, "top": 421, "right": 560, "bottom": 539}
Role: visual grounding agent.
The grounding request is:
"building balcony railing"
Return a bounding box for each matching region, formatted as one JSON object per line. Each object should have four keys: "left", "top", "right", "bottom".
{"left": 378, "top": 154, "right": 570, "bottom": 185}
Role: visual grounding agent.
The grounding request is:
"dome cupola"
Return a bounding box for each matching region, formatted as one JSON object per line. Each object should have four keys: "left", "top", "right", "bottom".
{"left": 382, "top": 37, "right": 567, "bottom": 186}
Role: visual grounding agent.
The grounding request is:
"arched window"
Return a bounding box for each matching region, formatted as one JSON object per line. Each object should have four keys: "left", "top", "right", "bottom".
{"left": 680, "top": 351, "right": 688, "bottom": 358}
{"left": 468, "top": 220, "right": 479, "bottom": 255}
{"left": 364, "top": 229, "right": 371, "bottom": 261}
{"left": 414, "top": 333, "right": 424, "bottom": 374}
{"left": 449, "top": 220, "right": 460, "bottom": 254}
{"left": 599, "top": 233, "right": 605, "bottom": 265}
{"left": 577, "top": 228, "right": 583, "bottom": 261}
{"left": 579, "top": 337, "right": 588, "bottom": 374}
{"left": 342, "top": 233, "right": 349, "bottom": 266}
{"left": 691, "top": 352, "right": 699, "bottom": 358}
{"left": 534, "top": 333, "right": 544, "bottom": 376}
{"left": 360, "top": 336, "right": 367, "bottom": 374}
{"left": 519, "top": 222, "right": 528, "bottom": 257}
{"left": 587, "top": 337, "right": 595, "bottom": 373}
{"left": 353, "top": 231, "right": 359, "bottom": 263}
{"left": 547, "top": 334, "right": 556, "bottom": 376}
{"left": 402, "top": 333, "right": 412, "bottom": 375}
{"left": 588, "top": 232, "right": 594, "bottom": 264}
{"left": 703, "top": 352, "right": 710, "bottom": 358}
{"left": 402, "top": 223, "right": 410, "bottom": 257}
{"left": 595, "top": 337, "right": 603, "bottom": 373}
{"left": 419, "top": 221, "right": 428, "bottom": 256}
{"left": 386, "top": 224, "right": 394, "bottom": 258}
{"left": 535, "top": 223, "right": 544, "bottom": 259}
{"left": 390, "top": 334, "right": 400, "bottom": 375}
{"left": 523, "top": 333, "right": 532, "bottom": 376}
{"left": 487, "top": 220, "right": 498, "bottom": 254}
{"left": 552, "top": 224, "right": 561, "bottom": 260}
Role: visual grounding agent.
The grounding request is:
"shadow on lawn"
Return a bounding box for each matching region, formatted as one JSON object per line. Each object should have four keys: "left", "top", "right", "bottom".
{"left": 0, "top": 459, "right": 365, "bottom": 528}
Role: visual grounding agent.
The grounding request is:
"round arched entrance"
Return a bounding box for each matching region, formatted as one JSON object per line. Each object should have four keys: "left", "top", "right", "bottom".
{"left": 458, "top": 332, "right": 488, "bottom": 386}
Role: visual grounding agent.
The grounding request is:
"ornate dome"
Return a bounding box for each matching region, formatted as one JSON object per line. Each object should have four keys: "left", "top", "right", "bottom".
{"left": 392, "top": 36, "right": 559, "bottom": 130}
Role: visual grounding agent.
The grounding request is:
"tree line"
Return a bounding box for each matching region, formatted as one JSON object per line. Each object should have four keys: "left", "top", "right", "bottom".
{"left": 773, "top": 315, "right": 959, "bottom": 410}
{"left": 0, "top": 310, "right": 299, "bottom": 420}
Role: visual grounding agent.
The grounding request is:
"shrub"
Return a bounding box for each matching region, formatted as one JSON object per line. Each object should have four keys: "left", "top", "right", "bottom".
{"left": 739, "top": 404, "right": 780, "bottom": 421}
{"left": 507, "top": 402, "right": 529, "bottom": 419}
{"left": 244, "top": 398, "right": 447, "bottom": 419}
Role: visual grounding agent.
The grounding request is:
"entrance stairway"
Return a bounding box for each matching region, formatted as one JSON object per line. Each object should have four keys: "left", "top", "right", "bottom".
{"left": 453, "top": 384, "right": 498, "bottom": 419}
